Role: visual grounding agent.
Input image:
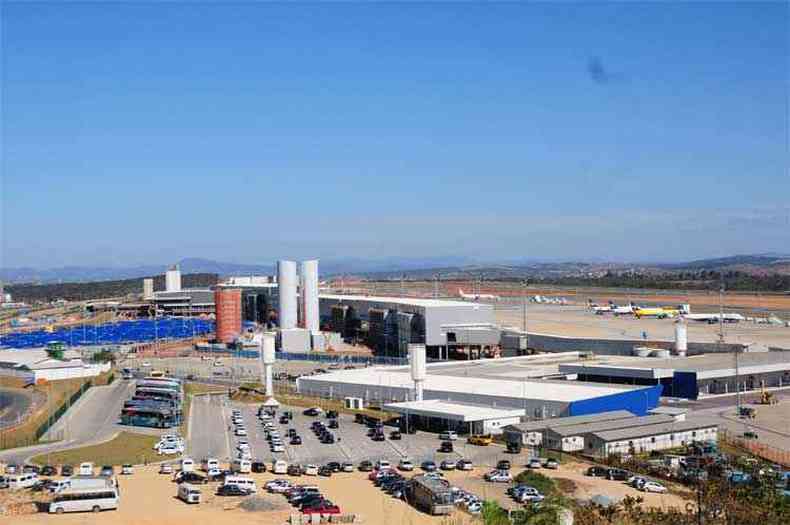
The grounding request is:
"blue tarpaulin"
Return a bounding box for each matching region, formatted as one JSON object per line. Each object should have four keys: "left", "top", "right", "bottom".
{"left": 0, "top": 318, "right": 215, "bottom": 349}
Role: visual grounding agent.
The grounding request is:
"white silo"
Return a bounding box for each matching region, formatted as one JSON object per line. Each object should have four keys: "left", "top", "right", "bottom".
{"left": 165, "top": 264, "right": 181, "bottom": 292}
{"left": 301, "top": 260, "right": 320, "bottom": 333}
{"left": 277, "top": 260, "right": 297, "bottom": 329}
{"left": 409, "top": 344, "right": 427, "bottom": 401}
{"left": 261, "top": 334, "right": 276, "bottom": 396}
{"left": 674, "top": 319, "right": 688, "bottom": 357}
{"left": 143, "top": 278, "right": 154, "bottom": 300}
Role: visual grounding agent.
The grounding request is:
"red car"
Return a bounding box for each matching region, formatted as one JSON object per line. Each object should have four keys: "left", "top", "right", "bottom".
{"left": 302, "top": 502, "right": 341, "bottom": 515}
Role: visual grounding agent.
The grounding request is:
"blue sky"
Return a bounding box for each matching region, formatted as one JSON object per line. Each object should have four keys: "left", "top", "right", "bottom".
{"left": 2, "top": 2, "right": 788, "bottom": 268}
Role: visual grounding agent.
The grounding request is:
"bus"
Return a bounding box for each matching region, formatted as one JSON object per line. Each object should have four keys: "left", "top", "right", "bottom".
{"left": 136, "top": 380, "right": 181, "bottom": 392}
{"left": 49, "top": 484, "right": 119, "bottom": 514}
{"left": 142, "top": 376, "right": 182, "bottom": 385}
{"left": 121, "top": 406, "right": 178, "bottom": 428}
{"left": 148, "top": 370, "right": 165, "bottom": 378}
{"left": 134, "top": 387, "right": 181, "bottom": 403}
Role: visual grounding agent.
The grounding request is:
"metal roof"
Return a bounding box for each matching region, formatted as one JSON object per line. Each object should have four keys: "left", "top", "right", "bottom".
{"left": 590, "top": 419, "right": 718, "bottom": 442}
{"left": 319, "top": 293, "right": 483, "bottom": 309}
{"left": 383, "top": 399, "right": 525, "bottom": 422}
{"left": 504, "top": 410, "right": 636, "bottom": 434}
{"left": 548, "top": 414, "right": 676, "bottom": 437}
{"left": 298, "top": 367, "right": 644, "bottom": 403}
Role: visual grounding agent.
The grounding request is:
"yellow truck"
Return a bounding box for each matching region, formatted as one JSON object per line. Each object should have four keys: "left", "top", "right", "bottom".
{"left": 467, "top": 434, "right": 493, "bottom": 446}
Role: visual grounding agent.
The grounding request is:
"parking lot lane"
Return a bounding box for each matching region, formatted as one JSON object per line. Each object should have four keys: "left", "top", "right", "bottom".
{"left": 189, "top": 394, "right": 230, "bottom": 462}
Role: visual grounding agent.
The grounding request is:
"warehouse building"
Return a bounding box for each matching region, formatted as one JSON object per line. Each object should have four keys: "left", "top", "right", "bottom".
{"left": 0, "top": 348, "right": 110, "bottom": 383}
{"left": 297, "top": 364, "right": 662, "bottom": 419}
{"left": 542, "top": 414, "right": 676, "bottom": 452}
{"left": 558, "top": 350, "right": 790, "bottom": 399}
{"left": 318, "top": 294, "right": 496, "bottom": 358}
{"left": 503, "top": 410, "right": 638, "bottom": 447}
{"left": 382, "top": 399, "right": 525, "bottom": 435}
{"left": 586, "top": 419, "right": 718, "bottom": 457}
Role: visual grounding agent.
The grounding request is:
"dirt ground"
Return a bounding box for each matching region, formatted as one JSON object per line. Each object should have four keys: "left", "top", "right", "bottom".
{"left": 8, "top": 459, "right": 690, "bottom": 525}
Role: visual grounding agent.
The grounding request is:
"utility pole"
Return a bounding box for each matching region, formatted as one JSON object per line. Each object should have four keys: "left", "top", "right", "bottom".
{"left": 400, "top": 274, "right": 405, "bottom": 298}
{"left": 522, "top": 280, "right": 528, "bottom": 333}
{"left": 433, "top": 274, "right": 439, "bottom": 299}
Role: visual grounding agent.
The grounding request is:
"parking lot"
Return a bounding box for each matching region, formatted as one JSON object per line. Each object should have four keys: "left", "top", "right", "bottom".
{"left": 192, "top": 399, "right": 522, "bottom": 471}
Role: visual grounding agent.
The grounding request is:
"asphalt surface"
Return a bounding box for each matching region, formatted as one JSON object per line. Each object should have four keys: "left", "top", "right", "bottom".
{"left": 0, "top": 388, "right": 35, "bottom": 429}
{"left": 184, "top": 399, "right": 515, "bottom": 471}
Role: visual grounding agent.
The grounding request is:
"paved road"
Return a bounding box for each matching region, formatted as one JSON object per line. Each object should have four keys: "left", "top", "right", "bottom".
{"left": 188, "top": 394, "right": 230, "bottom": 461}
{"left": 0, "top": 379, "right": 148, "bottom": 466}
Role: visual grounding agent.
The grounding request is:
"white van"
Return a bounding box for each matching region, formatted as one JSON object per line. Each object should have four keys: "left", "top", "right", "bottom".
{"left": 181, "top": 458, "right": 195, "bottom": 472}
{"left": 79, "top": 462, "right": 94, "bottom": 476}
{"left": 49, "top": 485, "right": 119, "bottom": 514}
{"left": 201, "top": 458, "right": 219, "bottom": 472}
{"left": 224, "top": 476, "right": 256, "bottom": 493}
{"left": 272, "top": 460, "right": 288, "bottom": 475}
{"left": 232, "top": 459, "right": 251, "bottom": 474}
{"left": 8, "top": 473, "right": 38, "bottom": 490}
{"left": 178, "top": 483, "right": 201, "bottom": 504}
{"left": 440, "top": 431, "right": 458, "bottom": 441}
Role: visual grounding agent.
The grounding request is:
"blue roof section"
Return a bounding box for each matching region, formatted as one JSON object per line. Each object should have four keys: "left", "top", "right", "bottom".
{"left": 0, "top": 318, "right": 214, "bottom": 348}
{"left": 567, "top": 384, "right": 662, "bottom": 417}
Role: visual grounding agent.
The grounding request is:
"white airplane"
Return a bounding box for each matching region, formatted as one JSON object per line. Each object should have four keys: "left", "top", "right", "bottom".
{"left": 588, "top": 300, "right": 612, "bottom": 314}
{"left": 612, "top": 304, "right": 634, "bottom": 316}
{"left": 685, "top": 313, "right": 745, "bottom": 323}
{"left": 458, "top": 288, "right": 500, "bottom": 302}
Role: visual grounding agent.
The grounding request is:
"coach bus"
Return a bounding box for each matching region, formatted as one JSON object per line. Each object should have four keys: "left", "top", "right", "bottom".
{"left": 121, "top": 406, "right": 178, "bottom": 428}
{"left": 134, "top": 387, "right": 181, "bottom": 403}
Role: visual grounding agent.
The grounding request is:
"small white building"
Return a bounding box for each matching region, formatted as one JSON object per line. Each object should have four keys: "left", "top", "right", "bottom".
{"left": 587, "top": 419, "right": 718, "bottom": 457}
{"left": 503, "top": 410, "right": 637, "bottom": 447}
{"left": 0, "top": 348, "right": 110, "bottom": 383}
{"left": 544, "top": 414, "right": 675, "bottom": 452}
{"left": 383, "top": 399, "right": 525, "bottom": 435}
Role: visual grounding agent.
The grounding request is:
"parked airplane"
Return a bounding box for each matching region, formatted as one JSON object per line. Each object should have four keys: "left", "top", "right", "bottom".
{"left": 612, "top": 304, "right": 634, "bottom": 316}
{"left": 685, "top": 313, "right": 745, "bottom": 323}
{"left": 633, "top": 307, "right": 677, "bottom": 319}
{"left": 458, "top": 289, "right": 500, "bottom": 302}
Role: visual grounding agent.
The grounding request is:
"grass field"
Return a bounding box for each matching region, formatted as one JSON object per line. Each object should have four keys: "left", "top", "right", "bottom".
{"left": 0, "top": 371, "right": 114, "bottom": 450}
{"left": 30, "top": 431, "right": 161, "bottom": 467}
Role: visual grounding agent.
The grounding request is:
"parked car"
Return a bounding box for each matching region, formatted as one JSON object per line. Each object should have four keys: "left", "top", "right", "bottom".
{"left": 419, "top": 460, "right": 437, "bottom": 472}
{"left": 398, "top": 459, "right": 414, "bottom": 471}
{"left": 100, "top": 465, "right": 115, "bottom": 477}
{"left": 389, "top": 431, "right": 402, "bottom": 440}
{"left": 121, "top": 464, "right": 134, "bottom": 475}
{"left": 467, "top": 434, "right": 493, "bottom": 446}
{"left": 528, "top": 458, "right": 542, "bottom": 469}
{"left": 175, "top": 471, "right": 208, "bottom": 484}
{"left": 497, "top": 460, "right": 511, "bottom": 471}
{"left": 440, "top": 460, "right": 456, "bottom": 471}
{"left": 60, "top": 465, "right": 73, "bottom": 477}
{"left": 358, "top": 461, "right": 374, "bottom": 472}
{"left": 587, "top": 466, "right": 608, "bottom": 477}
{"left": 216, "top": 484, "right": 250, "bottom": 496}
{"left": 514, "top": 486, "right": 545, "bottom": 503}
{"left": 544, "top": 458, "right": 559, "bottom": 469}
{"left": 303, "top": 407, "right": 323, "bottom": 417}
{"left": 342, "top": 462, "right": 354, "bottom": 472}
{"left": 318, "top": 466, "right": 333, "bottom": 477}
{"left": 607, "top": 468, "right": 631, "bottom": 481}
{"left": 485, "top": 470, "right": 512, "bottom": 483}
{"left": 251, "top": 461, "right": 267, "bottom": 473}
{"left": 302, "top": 502, "right": 340, "bottom": 515}
{"left": 456, "top": 459, "right": 473, "bottom": 471}
{"left": 287, "top": 465, "right": 303, "bottom": 477}
{"left": 641, "top": 481, "right": 668, "bottom": 493}
{"left": 440, "top": 431, "right": 458, "bottom": 441}
{"left": 159, "top": 464, "right": 174, "bottom": 475}
{"left": 439, "top": 441, "right": 454, "bottom": 453}
{"left": 5, "top": 464, "right": 18, "bottom": 475}
{"left": 40, "top": 465, "right": 56, "bottom": 476}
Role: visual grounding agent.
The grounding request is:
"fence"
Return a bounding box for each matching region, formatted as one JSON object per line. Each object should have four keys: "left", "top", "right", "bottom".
{"left": 276, "top": 352, "right": 409, "bottom": 366}
{"left": 720, "top": 429, "right": 790, "bottom": 468}
{"left": 35, "top": 380, "right": 93, "bottom": 440}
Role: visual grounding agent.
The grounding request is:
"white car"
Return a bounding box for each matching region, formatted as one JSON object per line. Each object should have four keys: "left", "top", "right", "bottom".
{"left": 467, "top": 501, "right": 482, "bottom": 514}
{"left": 271, "top": 443, "right": 285, "bottom": 453}
{"left": 159, "top": 445, "right": 181, "bottom": 455}
{"left": 235, "top": 428, "right": 248, "bottom": 436}
{"left": 237, "top": 443, "right": 250, "bottom": 452}
{"left": 159, "top": 464, "right": 173, "bottom": 474}
{"left": 440, "top": 460, "right": 456, "bottom": 471}
{"left": 142, "top": 361, "right": 151, "bottom": 367}
{"left": 304, "top": 464, "right": 319, "bottom": 476}
{"left": 398, "top": 459, "right": 414, "bottom": 471}
{"left": 641, "top": 481, "right": 667, "bottom": 493}
{"left": 342, "top": 462, "right": 354, "bottom": 472}
{"left": 439, "top": 431, "right": 458, "bottom": 441}
{"left": 376, "top": 460, "right": 391, "bottom": 470}
{"left": 207, "top": 468, "right": 222, "bottom": 479}
{"left": 266, "top": 479, "right": 291, "bottom": 493}
{"left": 456, "top": 459, "right": 473, "bottom": 471}
{"left": 485, "top": 470, "right": 512, "bottom": 483}
{"left": 515, "top": 487, "right": 545, "bottom": 503}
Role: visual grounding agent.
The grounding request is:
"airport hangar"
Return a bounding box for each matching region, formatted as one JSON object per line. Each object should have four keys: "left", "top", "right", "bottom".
{"left": 558, "top": 350, "right": 790, "bottom": 399}
{"left": 318, "top": 293, "right": 498, "bottom": 358}
{"left": 297, "top": 356, "right": 662, "bottom": 433}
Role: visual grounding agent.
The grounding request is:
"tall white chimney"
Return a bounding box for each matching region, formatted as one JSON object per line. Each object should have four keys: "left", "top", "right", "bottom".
{"left": 143, "top": 278, "right": 154, "bottom": 300}
{"left": 674, "top": 319, "right": 688, "bottom": 357}
{"left": 261, "top": 334, "right": 276, "bottom": 396}
{"left": 277, "top": 260, "right": 297, "bottom": 329}
{"left": 409, "top": 344, "right": 427, "bottom": 401}
{"left": 301, "top": 260, "right": 320, "bottom": 333}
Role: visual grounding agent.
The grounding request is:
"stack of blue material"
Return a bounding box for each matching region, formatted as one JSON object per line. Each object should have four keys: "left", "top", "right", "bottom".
{"left": 0, "top": 318, "right": 215, "bottom": 349}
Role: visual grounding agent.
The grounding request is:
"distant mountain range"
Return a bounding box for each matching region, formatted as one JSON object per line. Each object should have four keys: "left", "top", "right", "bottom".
{"left": 1, "top": 254, "right": 788, "bottom": 285}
